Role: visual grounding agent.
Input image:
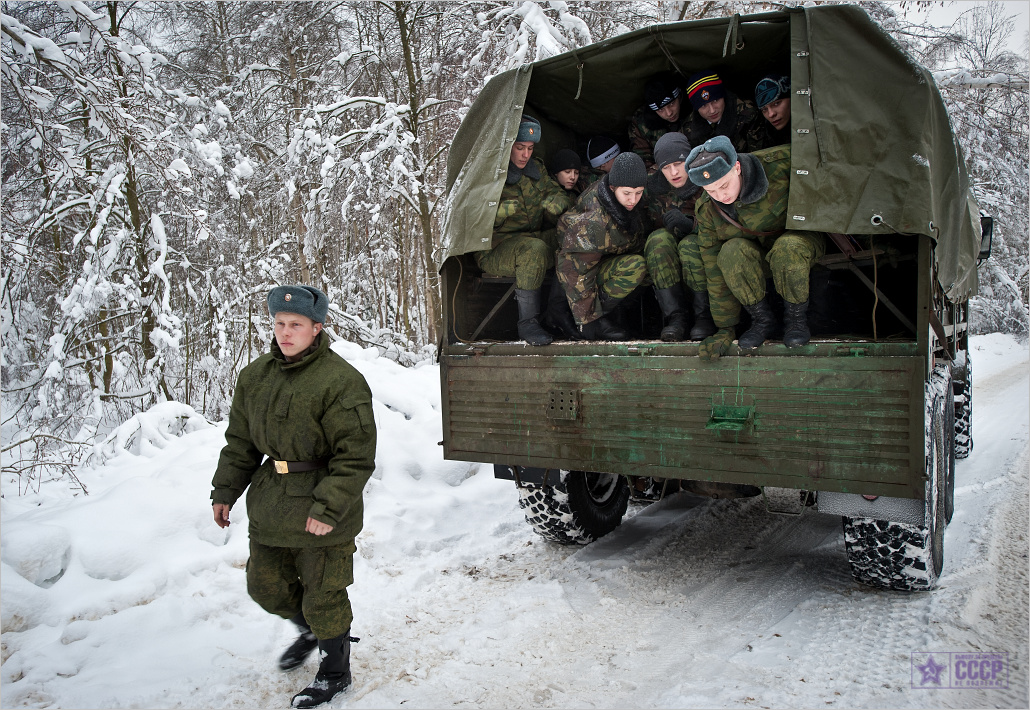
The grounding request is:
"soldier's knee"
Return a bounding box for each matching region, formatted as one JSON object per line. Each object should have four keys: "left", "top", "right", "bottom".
{"left": 514, "top": 237, "right": 554, "bottom": 267}
{"left": 645, "top": 229, "right": 677, "bottom": 253}
{"left": 717, "top": 238, "right": 760, "bottom": 270}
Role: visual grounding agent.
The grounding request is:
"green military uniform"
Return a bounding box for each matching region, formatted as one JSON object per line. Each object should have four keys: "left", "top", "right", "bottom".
{"left": 684, "top": 91, "right": 766, "bottom": 154}
{"left": 475, "top": 156, "right": 572, "bottom": 290}
{"left": 556, "top": 177, "right": 657, "bottom": 325}
{"left": 628, "top": 105, "right": 688, "bottom": 169}
{"left": 684, "top": 144, "right": 825, "bottom": 329}
{"left": 211, "top": 332, "right": 376, "bottom": 639}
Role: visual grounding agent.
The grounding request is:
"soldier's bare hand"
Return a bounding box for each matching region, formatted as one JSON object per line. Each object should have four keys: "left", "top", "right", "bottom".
{"left": 213, "top": 503, "right": 231, "bottom": 528}
{"left": 306, "top": 517, "right": 334, "bottom": 536}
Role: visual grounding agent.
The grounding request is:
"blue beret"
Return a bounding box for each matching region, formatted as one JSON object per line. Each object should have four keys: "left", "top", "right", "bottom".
{"left": 687, "top": 136, "right": 738, "bottom": 187}
{"left": 516, "top": 115, "right": 541, "bottom": 143}
{"left": 267, "top": 285, "right": 329, "bottom": 323}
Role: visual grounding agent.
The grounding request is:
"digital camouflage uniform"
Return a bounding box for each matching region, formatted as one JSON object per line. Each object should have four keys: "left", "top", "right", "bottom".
{"left": 475, "top": 157, "right": 572, "bottom": 290}
{"left": 684, "top": 144, "right": 825, "bottom": 329}
{"left": 211, "top": 333, "right": 376, "bottom": 639}
{"left": 628, "top": 105, "right": 689, "bottom": 169}
{"left": 556, "top": 177, "right": 662, "bottom": 325}
{"left": 684, "top": 91, "right": 766, "bottom": 155}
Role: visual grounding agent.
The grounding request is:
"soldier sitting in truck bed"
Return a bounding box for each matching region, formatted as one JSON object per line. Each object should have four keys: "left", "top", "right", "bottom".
{"left": 628, "top": 71, "right": 688, "bottom": 170}
{"left": 683, "top": 136, "right": 825, "bottom": 360}
{"left": 556, "top": 152, "right": 657, "bottom": 341}
{"left": 476, "top": 115, "right": 572, "bottom": 346}
{"left": 753, "top": 73, "right": 792, "bottom": 149}
{"left": 683, "top": 70, "right": 766, "bottom": 153}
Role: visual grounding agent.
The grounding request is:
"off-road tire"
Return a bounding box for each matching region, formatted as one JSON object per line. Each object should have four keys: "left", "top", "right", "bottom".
{"left": 953, "top": 350, "right": 973, "bottom": 459}
{"left": 518, "top": 470, "right": 630, "bottom": 545}
{"left": 842, "top": 365, "right": 951, "bottom": 591}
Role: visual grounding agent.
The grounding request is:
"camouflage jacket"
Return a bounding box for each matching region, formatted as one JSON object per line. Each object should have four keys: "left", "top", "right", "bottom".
{"left": 628, "top": 105, "right": 688, "bottom": 169}
{"left": 557, "top": 177, "right": 654, "bottom": 324}
{"left": 684, "top": 91, "right": 765, "bottom": 154}
{"left": 693, "top": 144, "right": 791, "bottom": 327}
{"left": 492, "top": 157, "right": 571, "bottom": 247}
{"left": 211, "top": 333, "right": 377, "bottom": 548}
{"left": 646, "top": 170, "right": 701, "bottom": 228}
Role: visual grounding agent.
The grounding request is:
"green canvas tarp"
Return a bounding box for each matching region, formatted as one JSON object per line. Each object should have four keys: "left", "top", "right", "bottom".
{"left": 442, "top": 4, "right": 981, "bottom": 301}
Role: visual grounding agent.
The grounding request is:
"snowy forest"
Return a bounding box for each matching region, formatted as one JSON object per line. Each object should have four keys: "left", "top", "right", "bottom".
{"left": 1, "top": 0, "right": 1028, "bottom": 493}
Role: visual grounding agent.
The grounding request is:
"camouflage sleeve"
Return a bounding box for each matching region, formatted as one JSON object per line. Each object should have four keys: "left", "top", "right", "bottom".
{"left": 311, "top": 394, "right": 377, "bottom": 528}
{"left": 493, "top": 197, "right": 522, "bottom": 230}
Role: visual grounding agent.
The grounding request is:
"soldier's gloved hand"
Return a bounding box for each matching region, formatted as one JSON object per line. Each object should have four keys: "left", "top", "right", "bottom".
{"left": 662, "top": 209, "right": 694, "bottom": 237}
{"left": 698, "top": 328, "right": 735, "bottom": 362}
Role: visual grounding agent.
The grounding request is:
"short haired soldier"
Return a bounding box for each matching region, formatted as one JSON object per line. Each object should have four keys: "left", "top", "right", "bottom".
{"left": 683, "top": 71, "right": 766, "bottom": 153}
{"left": 211, "top": 285, "right": 377, "bottom": 708}
{"left": 684, "top": 136, "right": 825, "bottom": 360}
{"left": 628, "top": 72, "right": 688, "bottom": 169}
{"left": 557, "top": 152, "right": 663, "bottom": 340}
{"left": 475, "top": 115, "right": 573, "bottom": 346}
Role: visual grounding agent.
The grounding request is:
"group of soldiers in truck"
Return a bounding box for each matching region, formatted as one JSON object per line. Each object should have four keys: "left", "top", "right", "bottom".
{"left": 478, "top": 68, "right": 822, "bottom": 362}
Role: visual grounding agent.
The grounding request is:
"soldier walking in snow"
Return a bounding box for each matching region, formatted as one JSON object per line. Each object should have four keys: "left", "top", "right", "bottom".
{"left": 211, "top": 285, "right": 376, "bottom": 708}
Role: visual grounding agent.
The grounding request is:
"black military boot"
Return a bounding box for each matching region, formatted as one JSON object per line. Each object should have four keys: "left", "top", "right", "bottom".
{"left": 291, "top": 632, "right": 354, "bottom": 708}
{"left": 579, "top": 314, "right": 629, "bottom": 341}
{"left": 782, "top": 300, "right": 811, "bottom": 347}
{"left": 514, "top": 287, "right": 553, "bottom": 346}
{"left": 279, "top": 613, "right": 318, "bottom": 672}
{"left": 654, "top": 285, "right": 689, "bottom": 342}
{"left": 689, "top": 290, "right": 718, "bottom": 340}
{"left": 738, "top": 296, "right": 777, "bottom": 349}
{"left": 540, "top": 279, "right": 583, "bottom": 341}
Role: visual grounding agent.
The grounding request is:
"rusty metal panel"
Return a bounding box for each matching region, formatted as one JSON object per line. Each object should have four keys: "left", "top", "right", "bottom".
{"left": 442, "top": 353, "right": 926, "bottom": 499}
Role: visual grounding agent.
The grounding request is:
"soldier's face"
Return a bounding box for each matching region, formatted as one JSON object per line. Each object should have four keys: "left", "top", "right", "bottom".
{"left": 697, "top": 98, "right": 725, "bottom": 124}
{"left": 556, "top": 168, "right": 579, "bottom": 190}
{"left": 761, "top": 97, "right": 791, "bottom": 130}
{"left": 510, "top": 141, "right": 535, "bottom": 170}
{"left": 614, "top": 186, "right": 645, "bottom": 211}
{"left": 274, "top": 312, "right": 322, "bottom": 361}
{"left": 661, "top": 160, "right": 688, "bottom": 188}
{"left": 655, "top": 97, "right": 681, "bottom": 123}
{"left": 702, "top": 161, "right": 743, "bottom": 204}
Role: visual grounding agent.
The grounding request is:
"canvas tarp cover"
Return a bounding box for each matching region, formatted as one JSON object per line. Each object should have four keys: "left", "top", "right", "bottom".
{"left": 442, "top": 4, "right": 980, "bottom": 300}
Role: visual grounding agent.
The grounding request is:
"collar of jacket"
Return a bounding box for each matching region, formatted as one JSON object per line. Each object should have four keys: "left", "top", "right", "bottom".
{"left": 597, "top": 174, "right": 644, "bottom": 234}
{"left": 506, "top": 158, "right": 541, "bottom": 185}
{"left": 647, "top": 170, "right": 700, "bottom": 201}
{"left": 736, "top": 152, "right": 768, "bottom": 205}
{"left": 271, "top": 330, "right": 328, "bottom": 369}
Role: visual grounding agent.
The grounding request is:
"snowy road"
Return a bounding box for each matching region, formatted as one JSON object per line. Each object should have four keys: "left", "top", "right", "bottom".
{"left": 1, "top": 335, "right": 1026, "bottom": 708}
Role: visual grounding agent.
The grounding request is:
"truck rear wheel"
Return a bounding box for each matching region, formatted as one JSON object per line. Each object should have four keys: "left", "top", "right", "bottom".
{"left": 842, "top": 366, "right": 951, "bottom": 591}
{"left": 517, "top": 470, "right": 630, "bottom": 545}
{"left": 954, "top": 351, "right": 973, "bottom": 458}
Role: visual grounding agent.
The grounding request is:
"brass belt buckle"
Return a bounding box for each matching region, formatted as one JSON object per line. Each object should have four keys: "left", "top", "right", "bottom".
{"left": 274, "top": 460, "right": 289, "bottom": 474}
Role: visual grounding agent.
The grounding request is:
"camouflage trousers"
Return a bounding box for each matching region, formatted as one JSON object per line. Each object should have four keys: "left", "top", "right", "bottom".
{"left": 597, "top": 229, "right": 681, "bottom": 304}
{"left": 475, "top": 230, "right": 559, "bottom": 290}
{"left": 680, "top": 230, "right": 825, "bottom": 305}
{"left": 247, "top": 538, "right": 356, "bottom": 639}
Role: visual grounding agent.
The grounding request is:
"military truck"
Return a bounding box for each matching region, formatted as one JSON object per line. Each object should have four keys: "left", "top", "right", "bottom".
{"left": 438, "top": 5, "right": 993, "bottom": 592}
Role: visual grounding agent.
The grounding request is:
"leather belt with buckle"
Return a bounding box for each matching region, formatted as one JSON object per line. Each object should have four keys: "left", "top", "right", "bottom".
{"left": 273, "top": 459, "right": 329, "bottom": 474}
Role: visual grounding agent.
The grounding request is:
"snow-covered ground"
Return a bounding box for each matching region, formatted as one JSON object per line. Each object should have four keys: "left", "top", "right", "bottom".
{"left": 2, "top": 334, "right": 1027, "bottom": 709}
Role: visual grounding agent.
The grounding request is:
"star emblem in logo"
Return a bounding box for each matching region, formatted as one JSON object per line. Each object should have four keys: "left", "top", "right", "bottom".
{"left": 703, "top": 170, "right": 710, "bottom": 179}
{"left": 917, "top": 655, "right": 947, "bottom": 685}
{"left": 285, "top": 293, "right": 292, "bottom": 301}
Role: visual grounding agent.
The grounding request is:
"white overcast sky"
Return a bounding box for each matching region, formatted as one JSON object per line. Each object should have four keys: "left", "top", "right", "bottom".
{"left": 913, "top": 0, "right": 1030, "bottom": 55}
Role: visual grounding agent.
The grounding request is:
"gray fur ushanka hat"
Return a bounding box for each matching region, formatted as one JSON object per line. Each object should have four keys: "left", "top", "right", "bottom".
{"left": 267, "top": 285, "right": 329, "bottom": 323}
